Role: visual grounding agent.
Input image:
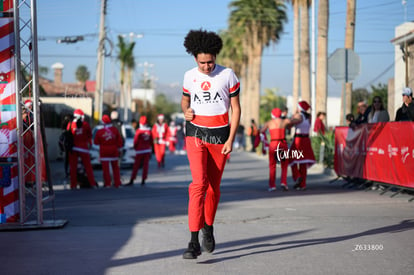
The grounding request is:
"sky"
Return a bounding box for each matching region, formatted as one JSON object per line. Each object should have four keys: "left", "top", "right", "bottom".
{"left": 36, "top": 0, "right": 414, "bottom": 100}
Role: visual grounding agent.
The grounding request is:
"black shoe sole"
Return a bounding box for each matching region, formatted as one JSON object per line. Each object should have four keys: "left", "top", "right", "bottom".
{"left": 183, "top": 242, "right": 201, "bottom": 259}
{"left": 182, "top": 251, "right": 201, "bottom": 259}
{"left": 201, "top": 228, "right": 215, "bottom": 253}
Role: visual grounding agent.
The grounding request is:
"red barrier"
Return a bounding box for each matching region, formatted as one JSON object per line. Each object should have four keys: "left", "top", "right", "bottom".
{"left": 334, "top": 122, "right": 414, "bottom": 189}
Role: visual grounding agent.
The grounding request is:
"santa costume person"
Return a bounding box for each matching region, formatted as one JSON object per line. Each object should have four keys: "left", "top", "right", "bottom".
{"left": 289, "top": 101, "right": 316, "bottom": 190}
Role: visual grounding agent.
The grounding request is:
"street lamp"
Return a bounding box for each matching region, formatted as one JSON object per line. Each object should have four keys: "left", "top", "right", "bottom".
{"left": 138, "top": 62, "right": 155, "bottom": 112}
{"left": 121, "top": 32, "right": 143, "bottom": 43}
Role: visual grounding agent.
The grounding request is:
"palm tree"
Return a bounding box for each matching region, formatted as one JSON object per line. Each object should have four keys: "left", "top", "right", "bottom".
{"left": 117, "top": 35, "right": 135, "bottom": 122}
{"left": 299, "top": 0, "right": 311, "bottom": 103}
{"left": 292, "top": 0, "right": 300, "bottom": 114}
{"left": 39, "top": 66, "right": 49, "bottom": 77}
{"left": 217, "top": 28, "right": 248, "bottom": 125}
{"left": 343, "top": 0, "right": 356, "bottom": 124}
{"left": 316, "top": 0, "right": 329, "bottom": 116}
{"left": 260, "top": 88, "right": 287, "bottom": 123}
{"left": 75, "top": 65, "right": 90, "bottom": 91}
{"left": 228, "top": 0, "right": 287, "bottom": 129}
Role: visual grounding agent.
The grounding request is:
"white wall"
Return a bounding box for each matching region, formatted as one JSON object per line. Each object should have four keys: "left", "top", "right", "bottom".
{"left": 392, "top": 22, "right": 414, "bottom": 119}
{"left": 131, "top": 88, "right": 155, "bottom": 104}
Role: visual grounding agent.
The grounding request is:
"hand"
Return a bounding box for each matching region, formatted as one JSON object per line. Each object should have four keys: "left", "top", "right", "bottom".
{"left": 184, "top": 108, "right": 195, "bottom": 121}
{"left": 221, "top": 140, "right": 233, "bottom": 155}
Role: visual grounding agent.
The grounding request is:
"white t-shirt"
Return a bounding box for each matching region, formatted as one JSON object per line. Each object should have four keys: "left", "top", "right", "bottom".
{"left": 183, "top": 64, "right": 240, "bottom": 129}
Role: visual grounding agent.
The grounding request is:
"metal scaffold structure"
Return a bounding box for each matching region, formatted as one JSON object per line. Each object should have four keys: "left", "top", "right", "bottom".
{"left": 0, "top": 0, "right": 66, "bottom": 230}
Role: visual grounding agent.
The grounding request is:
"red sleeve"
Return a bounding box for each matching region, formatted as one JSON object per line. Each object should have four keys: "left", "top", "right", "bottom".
{"left": 151, "top": 125, "right": 156, "bottom": 138}
{"left": 133, "top": 129, "right": 140, "bottom": 149}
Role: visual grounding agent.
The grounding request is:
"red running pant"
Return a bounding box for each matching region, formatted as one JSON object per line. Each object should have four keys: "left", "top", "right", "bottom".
{"left": 130, "top": 153, "right": 151, "bottom": 182}
{"left": 291, "top": 164, "right": 307, "bottom": 188}
{"left": 69, "top": 151, "right": 96, "bottom": 189}
{"left": 101, "top": 160, "right": 121, "bottom": 187}
{"left": 268, "top": 140, "right": 289, "bottom": 189}
{"left": 153, "top": 143, "right": 166, "bottom": 167}
{"left": 186, "top": 136, "right": 227, "bottom": 232}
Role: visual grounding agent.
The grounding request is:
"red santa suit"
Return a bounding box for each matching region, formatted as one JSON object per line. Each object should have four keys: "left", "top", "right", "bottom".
{"left": 68, "top": 109, "right": 97, "bottom": 189}
{"left": 313, "top": 116, "right": 326, "bottom": 135}
{"left": 289, "top": 101, "right": 316, "bottom": 190}
{"left": 168, "top": 121, "right": 178, "bottom": 154}
{"left": 94, "top": 115, "right": 123, "bottom": 188}
{"left": 129, "top": 116, "right": 153, "bottom": 185}
{"left": 267, "top": 108, "right": 289, "bottom": 191}
{"left": 151, "top": 114, "right": 169, "bottom": 168}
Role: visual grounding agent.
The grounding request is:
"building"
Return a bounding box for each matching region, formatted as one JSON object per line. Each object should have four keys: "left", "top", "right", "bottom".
{"left": 391, "top": 22, "right": 414, "bottom": 120}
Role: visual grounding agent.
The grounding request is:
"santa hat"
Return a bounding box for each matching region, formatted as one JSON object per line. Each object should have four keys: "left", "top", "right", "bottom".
{"left": 298, "top": 101, "right": 311, "bottom": 112}
{"left": 271, "top": 108, "right": 282, "bottom": 119}
{"left": 102, "top": 115, "right": 111, "bottom": 124}
{"left": 157, "top": 114, "right": 164, "bottom": 120}
{"left": 24, "top": 99, "right": 32, "bottom": 108}
{"left": 139, "top": 116, "right": 147, "bottom": 125}
{"left": 73, "top": 109, "right": 84, "bottom": 118}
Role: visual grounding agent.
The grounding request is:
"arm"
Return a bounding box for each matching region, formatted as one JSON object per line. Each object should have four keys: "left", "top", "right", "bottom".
{"left": 260, "top": 123, "right": 268, "bottom": 133}
{"left": 222, "top": 94, "right": 241, "bottom": 154}
{"left": 283, "top": 118, "right": 292, "bottom": 129}
{"left": 289, "top": 113, "right": 303, "bottom": 125}
{"left": 181, "top": 95, "right": 194, "bottom": 122}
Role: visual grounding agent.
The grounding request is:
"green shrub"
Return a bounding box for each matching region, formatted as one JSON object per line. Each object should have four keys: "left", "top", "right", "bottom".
{"left": 311, "top": 131, "right": 335, "bottom": 169}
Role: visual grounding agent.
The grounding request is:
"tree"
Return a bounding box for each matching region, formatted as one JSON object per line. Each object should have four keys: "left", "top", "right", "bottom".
{"left": 217, "top": 28, "right": 248, "bottom": 126}
{"left": 259, "top": 88, "right": 287, "bottom": 123}
{"left": 39, "top": 66, "right": 49, "bottom": 77}
{"left": 154, "top": 93, "right": 180, "bottom": 118}
{"left": 342, "top": 0, "right": 356, "bottom": 124}
{"left": 75, "top": 65, "right": 90, "bottom": 83}
{"left": 228, "top": 0, "right": 287, "bottom": 129}
{"left": 75, "top": 65, "right": 90, "bottom": 91}
{"left": 351, "top": 87, "right": 369, "bottom": 114}
{"left": 316, "top": 0, "right": 329, "bottom": 116}
{"left": 291, "top": 0, "right": 300, "bottom": 113}
{"left": 117, "top": 35, "right": 136, "bottom": 122}
{"left": 369, "top": 83, "right": 388, "bottom": 109}
{"left": 299, "top": 0, "right": 311, "bottom": 103}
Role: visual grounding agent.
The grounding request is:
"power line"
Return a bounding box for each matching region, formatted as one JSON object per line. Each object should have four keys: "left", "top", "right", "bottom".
{"left": 361, "top": 60, "right": 395, "bottom": 88}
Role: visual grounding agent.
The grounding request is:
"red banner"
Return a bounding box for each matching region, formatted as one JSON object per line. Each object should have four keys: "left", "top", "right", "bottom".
{"left": 334, "top": 122, "right": 414, "bottom": 188}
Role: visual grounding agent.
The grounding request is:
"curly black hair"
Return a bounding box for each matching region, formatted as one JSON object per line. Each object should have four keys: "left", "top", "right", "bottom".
{"left": 184, "top": 29, "right": 223, "bottom": 57}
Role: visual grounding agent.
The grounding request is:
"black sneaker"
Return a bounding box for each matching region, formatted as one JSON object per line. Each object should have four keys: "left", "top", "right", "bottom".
{"left": 183, "top": 242, "right": 201, "bottom": 259}
{"left": 293, "top": 177, "right": 302, "bottom": 189}
{"left": 124, "top": 180, "right": 133, "bottom": 186}
{"left": 201, "top": 225, "right": 215, "bottom": 253}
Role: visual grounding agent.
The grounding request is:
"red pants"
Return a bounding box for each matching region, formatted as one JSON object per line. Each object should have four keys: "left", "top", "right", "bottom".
{"left": 101, "top": 160, "right": 121, "bottom": 187}
{"left": 130, "top": 153, "right": 150, "bottom": 182}
{"left": 186, "top": 136, "right": 227, "bottom": 232}
{"left": 169, "top": 141, "right": 176, "bottom": 153}
{"left": 268, "top": 140, "right": 288, "bottom": 188}
{"left": 291, "top": 164, "right": 307, "bottom": 188}
{"left": 69, "top": 150, "right": 96, "bottom": 189}
{"left": 153, "top": 143, "right": 166, "bottom": 167}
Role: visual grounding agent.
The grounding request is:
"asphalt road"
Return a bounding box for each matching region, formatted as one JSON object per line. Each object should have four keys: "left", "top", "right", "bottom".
{"left": 0, "top": 151, "right": 413, "bottom": 275}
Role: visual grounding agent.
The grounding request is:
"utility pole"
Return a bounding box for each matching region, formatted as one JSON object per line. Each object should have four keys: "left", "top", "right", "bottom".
{"left": 94, "top": 0, "right": 107, "bottom": 123}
